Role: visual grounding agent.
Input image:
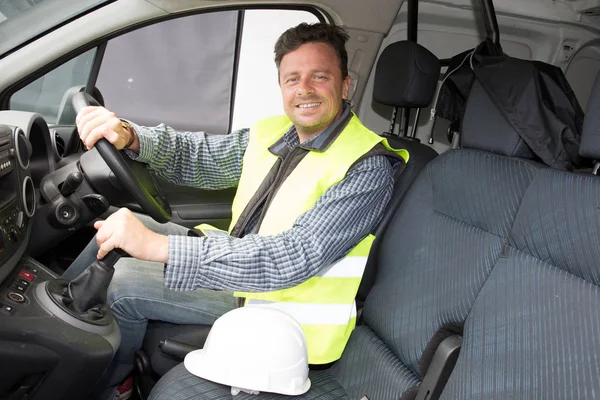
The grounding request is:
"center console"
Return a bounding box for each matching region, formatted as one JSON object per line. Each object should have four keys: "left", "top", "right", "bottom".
{"left": 0, "top": 122, "right": 119, "bottom": 400}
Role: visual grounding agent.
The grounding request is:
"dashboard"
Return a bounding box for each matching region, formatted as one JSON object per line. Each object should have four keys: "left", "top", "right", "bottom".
{"left": 0, "top": 112, "right": 60, "bottom": 322}
{"left": 0, "top": 119, "right": 37, "bottom": 285}
{"left": 0, "top": 111, "right": 119, "bottom": 400}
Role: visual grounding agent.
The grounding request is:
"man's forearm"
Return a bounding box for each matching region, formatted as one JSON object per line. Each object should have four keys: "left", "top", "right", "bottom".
{"left": 124, "top": 122, "right": 249, "bottom": 190}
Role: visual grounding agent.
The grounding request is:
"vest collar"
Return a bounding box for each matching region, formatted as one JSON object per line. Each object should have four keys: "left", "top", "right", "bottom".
{"left": 269, "top": 102, "right": 353, "bottom": 157}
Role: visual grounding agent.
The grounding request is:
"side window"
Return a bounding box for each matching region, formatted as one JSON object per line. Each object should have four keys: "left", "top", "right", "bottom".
{"left": 96, "top": 11, "right": 239, "bottom": 134}
{"left": 8, "top": 9, "right": 320, "bottom": 133}
{"left": 98, "top": 9, "right": 319, "bottom": 134}
{"left": 9, "top": 48, "right": 96, "bottom": 125}
{"left": 231, "top": 10, "right": 320, "bottom": 131}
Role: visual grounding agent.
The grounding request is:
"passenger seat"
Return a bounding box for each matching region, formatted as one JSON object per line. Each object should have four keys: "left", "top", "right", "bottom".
{"left": 359, "top": 39, "right": 440, "bottom": 307}
{"left": 439, "top": 71, "right": 600, "bottom": 399}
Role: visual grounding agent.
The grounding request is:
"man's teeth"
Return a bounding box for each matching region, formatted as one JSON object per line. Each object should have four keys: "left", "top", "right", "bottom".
{"left": 298, "top": 103, "right": 320, "bottom": 108}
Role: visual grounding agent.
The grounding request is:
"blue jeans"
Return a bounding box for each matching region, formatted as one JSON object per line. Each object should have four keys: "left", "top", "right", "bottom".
{"left": 63, "top": 213, "right": 236, "bottom": 400}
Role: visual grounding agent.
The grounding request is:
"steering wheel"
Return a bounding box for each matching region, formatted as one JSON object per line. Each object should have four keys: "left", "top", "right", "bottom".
{"left": 72, "top": 92, "right": 172, "bottom": 223}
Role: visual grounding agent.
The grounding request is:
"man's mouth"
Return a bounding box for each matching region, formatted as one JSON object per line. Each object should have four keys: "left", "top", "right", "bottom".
{"left": 295, "top": 102, "right": 321, "bottom": 108}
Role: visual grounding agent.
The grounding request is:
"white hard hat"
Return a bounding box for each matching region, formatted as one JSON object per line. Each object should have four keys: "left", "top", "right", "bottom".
{"left": 184, "top": 306, "right": 311, "bottom": 396}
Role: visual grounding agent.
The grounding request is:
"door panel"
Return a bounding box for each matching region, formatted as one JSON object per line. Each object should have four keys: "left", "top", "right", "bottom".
{"left": 156, "top": 180, "right": 234, "bottom": 230}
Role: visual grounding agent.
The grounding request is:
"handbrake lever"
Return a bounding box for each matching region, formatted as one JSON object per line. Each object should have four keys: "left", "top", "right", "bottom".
{"left": 159, "top": 339, "right": 199, "bottom": 360}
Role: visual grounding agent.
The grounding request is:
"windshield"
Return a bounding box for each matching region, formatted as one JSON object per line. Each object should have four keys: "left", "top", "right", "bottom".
{"left": 0, "top": 0, "right": 110, "bottom": 58}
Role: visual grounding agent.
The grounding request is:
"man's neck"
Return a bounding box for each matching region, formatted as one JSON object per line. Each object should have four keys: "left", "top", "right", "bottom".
{"left": 297, "top": 129, "right": 323, "bottom": 144}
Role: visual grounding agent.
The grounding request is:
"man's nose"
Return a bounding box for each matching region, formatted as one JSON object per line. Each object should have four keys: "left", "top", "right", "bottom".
{"left": 296, "top": 78, "right": 315, "bottom": 95}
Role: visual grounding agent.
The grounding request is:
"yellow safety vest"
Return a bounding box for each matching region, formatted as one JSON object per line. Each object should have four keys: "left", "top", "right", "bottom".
{"left": 197, "top": 113, "right": 408, "bottom": 364}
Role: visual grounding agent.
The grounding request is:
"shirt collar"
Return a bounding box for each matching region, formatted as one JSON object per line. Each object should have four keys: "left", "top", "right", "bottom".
{"left": 269, "top": 102, "right": 353, "bottom": 157}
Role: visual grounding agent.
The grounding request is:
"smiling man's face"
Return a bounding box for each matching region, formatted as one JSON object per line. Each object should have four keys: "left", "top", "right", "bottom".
{"left": 279, "top": 42, "right": 351, "bottom": 140}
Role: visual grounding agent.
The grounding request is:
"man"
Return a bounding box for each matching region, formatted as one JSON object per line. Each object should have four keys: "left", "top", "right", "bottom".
{"left": 66, "top": 22, "right": 407, "bottom": 400}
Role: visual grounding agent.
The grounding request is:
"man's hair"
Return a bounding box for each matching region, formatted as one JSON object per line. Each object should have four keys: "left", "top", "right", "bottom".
{"left": 274, "top": 23, "right": 350, "bottom": 78}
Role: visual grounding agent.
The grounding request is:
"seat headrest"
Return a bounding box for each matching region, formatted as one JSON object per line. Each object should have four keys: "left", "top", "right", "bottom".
{"left": 461, "top": 80, "right": 537, "bottom": 160}
{"left": 579, "top": 72, "right": 600, "bottom": 160}
{"left": 373, "top": 41, "right": 440, "bottom": 108}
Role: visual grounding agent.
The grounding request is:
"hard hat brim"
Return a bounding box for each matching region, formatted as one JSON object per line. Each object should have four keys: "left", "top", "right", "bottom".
{"left": 184, "top": 349, "right": 311, "bottom": 396}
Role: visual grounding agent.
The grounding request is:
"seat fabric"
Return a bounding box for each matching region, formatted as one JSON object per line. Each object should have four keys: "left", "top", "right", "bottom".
{"left": 325, "top": 150, "right": 539, "bottom": 399}
{"left": 327, "top": 326, "right": 421, "bottom": 399}
{"left": 440, "top": 169, "right": 600, "bottom": 399}
{"left": 357, "top": 135, "right": 438, "bottom": 304}
{"left": 149, "top": 364, "right": 349, "bottom": 400}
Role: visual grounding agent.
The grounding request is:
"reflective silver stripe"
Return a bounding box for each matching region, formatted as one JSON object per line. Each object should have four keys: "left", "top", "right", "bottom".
{"left": 246, "top": 300, "right": 357, "bottom": 325}
{"left": 314, "top": 256, "right": 368, "bottom": 278}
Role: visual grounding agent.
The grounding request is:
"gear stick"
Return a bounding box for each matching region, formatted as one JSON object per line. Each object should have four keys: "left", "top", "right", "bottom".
{"left": 34, "top": 250, "right": 123, "bottom": 356}
{"left": 44, "top": 249, "right": 127, "bottom": 324}
{"left": 64, "top": 249, "right": 127, "bottom": 312}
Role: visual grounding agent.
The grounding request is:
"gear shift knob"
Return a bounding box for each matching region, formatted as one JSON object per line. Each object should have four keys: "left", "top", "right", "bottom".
{"left": 100, "top": 248, "right": 127, "bottom": 269}
{"left": 66, "top": 249, "right": 128, "bottom": 313}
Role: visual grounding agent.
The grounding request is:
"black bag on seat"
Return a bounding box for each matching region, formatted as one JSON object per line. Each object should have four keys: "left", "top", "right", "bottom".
{"left": 435, "top": 40, "right": 590, "bottom": 170}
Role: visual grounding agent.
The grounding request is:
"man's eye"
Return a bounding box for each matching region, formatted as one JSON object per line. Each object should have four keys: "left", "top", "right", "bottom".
{"left": 315, "top": 75, "right": 326, "bottom": 80}
{"left": 286, "top": 77, "right": 298, "bottom": 84}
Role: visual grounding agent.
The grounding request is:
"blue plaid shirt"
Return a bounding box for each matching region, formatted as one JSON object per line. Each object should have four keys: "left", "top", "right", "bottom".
{"left": 127, "top": 109, "right": 396, "bottom": 292}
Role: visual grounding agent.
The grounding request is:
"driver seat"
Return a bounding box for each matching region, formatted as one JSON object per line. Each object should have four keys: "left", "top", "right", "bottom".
{"left": 135, "top": 40, "right": 441, "bottom": 393}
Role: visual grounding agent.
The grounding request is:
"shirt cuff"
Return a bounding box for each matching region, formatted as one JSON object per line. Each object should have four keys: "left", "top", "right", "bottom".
{"left": 122, "top": 120, "right": 153, "bottom": 162}
{"left": 164, "top": 234, "right": 205, "bottom": 291}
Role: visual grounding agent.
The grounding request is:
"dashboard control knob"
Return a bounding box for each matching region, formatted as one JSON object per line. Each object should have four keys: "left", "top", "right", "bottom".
{"left": 8, "top": 227, "right": 19, "bottom": 242}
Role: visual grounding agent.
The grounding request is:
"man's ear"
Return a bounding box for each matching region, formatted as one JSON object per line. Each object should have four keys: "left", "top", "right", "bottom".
{"left": 342, "top": 75, "right": 351, "bottom": 99}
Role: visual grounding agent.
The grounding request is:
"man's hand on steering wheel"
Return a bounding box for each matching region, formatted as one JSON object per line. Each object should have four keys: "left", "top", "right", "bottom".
{"left": 76, "top": 106, "right": 138, "bottom": 152}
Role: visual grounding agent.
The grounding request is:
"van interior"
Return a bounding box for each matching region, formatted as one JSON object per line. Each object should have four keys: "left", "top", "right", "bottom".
{"left": 0, "top": 0, "right": 599, "bottom": 399}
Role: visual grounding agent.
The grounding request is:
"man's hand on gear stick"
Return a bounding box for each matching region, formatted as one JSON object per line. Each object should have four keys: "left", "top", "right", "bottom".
{"left": 94, "top": 208, "right": 169, "bottom": 263}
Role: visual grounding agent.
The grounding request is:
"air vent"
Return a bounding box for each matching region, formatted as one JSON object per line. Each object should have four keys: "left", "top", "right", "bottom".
{"left": 15, "top": 129, "right": 31, "bottom": 170}
{"left": 22, "top": 176, "right": 36, "bottom": 218}
{"left": 52, "top": 130, "right": 65, "bottom": 161}
{"left": 0, "top": 139, "right": 10, "bottom": 152}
